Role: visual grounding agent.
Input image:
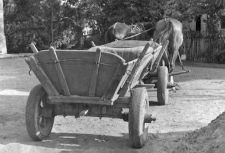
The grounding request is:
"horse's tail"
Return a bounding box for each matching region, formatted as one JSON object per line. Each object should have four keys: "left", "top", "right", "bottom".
{"left": 162, "top": 20, "right": 173, "bottom": 42}
{"left": 153, "top": 19, "right": 173, "bottom": 43}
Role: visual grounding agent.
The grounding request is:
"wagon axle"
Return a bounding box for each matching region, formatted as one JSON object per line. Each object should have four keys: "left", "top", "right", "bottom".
{"left": 122, "top": 112, "right": 156, "bottom": 123}
{"left": 144, "top": 114, "right": 156, "bottom": 123}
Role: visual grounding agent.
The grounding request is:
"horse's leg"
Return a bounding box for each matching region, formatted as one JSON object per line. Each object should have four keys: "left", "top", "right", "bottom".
{"left": 169, "top": 31, "right": 183, "bottom": 73}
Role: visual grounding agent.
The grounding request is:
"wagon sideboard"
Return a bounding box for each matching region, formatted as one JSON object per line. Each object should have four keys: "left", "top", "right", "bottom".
{"left": 25, "top": 41, "right": 167, "bottom": 148}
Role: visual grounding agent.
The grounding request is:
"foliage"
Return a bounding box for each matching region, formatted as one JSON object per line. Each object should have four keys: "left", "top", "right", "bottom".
{"left": 3, "top": 0, "right": 225, "bottom": 54}
{"left": 4, "top": 0, "right": 63, "bottom": 52}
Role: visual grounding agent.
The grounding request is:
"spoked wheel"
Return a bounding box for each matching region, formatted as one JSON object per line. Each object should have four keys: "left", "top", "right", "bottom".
{"left": 157, "top": 66, "right": 169, "bottom": 105}
{"left": 129, "top": 87, "right": 149, "bottom": 148}
{"left": 26, "top": 84, "right": 54, "bottom": 141}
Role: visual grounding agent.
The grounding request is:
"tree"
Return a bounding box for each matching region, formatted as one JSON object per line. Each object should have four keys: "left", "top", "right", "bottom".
{"left": 215, "top": 0, "right": 225, "bottom": 7}
{"left": 0, "top": 0, "right": 7, "bottom": 54}
{"left": 4, "top": 0, "right": 224, "bottom": 53}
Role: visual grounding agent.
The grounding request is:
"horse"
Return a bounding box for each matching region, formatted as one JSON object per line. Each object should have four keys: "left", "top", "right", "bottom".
{"left": 153, "top": 18, "right": 183, "bottom": 73}
{"left": 104, "top": 22, "right": 148, "bottom": 43}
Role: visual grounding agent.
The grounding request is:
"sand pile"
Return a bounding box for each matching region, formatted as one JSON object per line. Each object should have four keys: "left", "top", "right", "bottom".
{"left": 174, "top": 111, "right": 225, "bottom": 153}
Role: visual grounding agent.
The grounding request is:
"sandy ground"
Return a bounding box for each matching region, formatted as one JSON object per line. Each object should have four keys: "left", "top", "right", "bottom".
{"left": 0, "top": 57, "right": 225, "bottom": 153}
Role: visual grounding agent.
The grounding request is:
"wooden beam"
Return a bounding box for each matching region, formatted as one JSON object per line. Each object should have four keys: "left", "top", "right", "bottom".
{"left": 114, "top": 96, "right": 130, "bottom": 108}
{"left": 48, "top": 95, "right": 111, "bottom": 105}
{"left": 25, "top": 56, "right": 59, "bottom": 96}
{"left": 119, "top": 42, "right": 151, "bottom": 96}
{"left": 89, "top": 48, "right": 101, "bottom": 96}
{"left": 151, "top": 40, "right": 169, "bottom": 71}
{"left": 29, "top": 43, "right": 38, "bottom": 54}
{"left": 49, "top": 47, "right": 71, "bottom": 96}
{"left": 48, "top": 95, "right": 130, "bottom": 108}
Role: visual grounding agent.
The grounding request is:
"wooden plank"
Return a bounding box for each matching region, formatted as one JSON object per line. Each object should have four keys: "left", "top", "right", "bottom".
{"left": 49, "top": 95, "right": 130, "bottom": 108}
{"left": 29, "top": 43, "right": 38, "bottom": 54}
{"left": 25, "top": 56, "right": 59, "bottom": 96}
{"left": 48, "top": 95, "right": 112, "bottom": 105}
{"left": 134, "top": 84, "right": 155, "bottom": 89}
{"left": 89, "top": 48, "right": 101, "bottom": 96}
{"left": 49, "top": 47, "right": 71, "bottom": 96}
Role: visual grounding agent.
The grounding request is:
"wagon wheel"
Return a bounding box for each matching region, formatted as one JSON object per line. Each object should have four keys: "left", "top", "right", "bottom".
{"left": 26, "top": 84, "right": 54, "bottom": 141}
{"left": 157, "top": 66, "right": 169, "bottom": 105}
{"left": 129, "top": 87, "right": 149, "bottom": 148}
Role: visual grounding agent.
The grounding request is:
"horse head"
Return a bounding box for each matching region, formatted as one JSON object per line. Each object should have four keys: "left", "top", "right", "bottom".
{"left": 104, "top": 22, "right": 151, "bottom": 43}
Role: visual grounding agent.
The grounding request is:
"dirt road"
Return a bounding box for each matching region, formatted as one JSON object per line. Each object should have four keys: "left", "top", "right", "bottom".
{"left": 0, "top": 57, "right": 225, "bottom": 153}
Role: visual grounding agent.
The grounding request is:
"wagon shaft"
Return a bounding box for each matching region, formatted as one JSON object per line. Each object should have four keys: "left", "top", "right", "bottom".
{"left": 169, "top": 69, "right": 190, "bottom": 76}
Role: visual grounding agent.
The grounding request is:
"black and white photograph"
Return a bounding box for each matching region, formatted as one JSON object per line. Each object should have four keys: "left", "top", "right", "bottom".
{"left": 0, "top": 0, "right": 225, "bottom": 152}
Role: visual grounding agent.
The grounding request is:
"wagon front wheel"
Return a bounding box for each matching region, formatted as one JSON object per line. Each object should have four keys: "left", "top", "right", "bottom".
{"left": 26, "top": 84, "right": 54, "bottom": 141}
{"left": 129, "top": 87, "right": 149, "bottom": 148}
{"left": 157, "top": 66, "right": 169, "bottom": 105}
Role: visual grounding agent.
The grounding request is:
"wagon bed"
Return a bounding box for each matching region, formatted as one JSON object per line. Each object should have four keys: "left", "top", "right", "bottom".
{"left": 25, "top": 40, "right": 169, "bottom": 148}
{"left": 26, "top": 40, "right": 164, "bottom": 105}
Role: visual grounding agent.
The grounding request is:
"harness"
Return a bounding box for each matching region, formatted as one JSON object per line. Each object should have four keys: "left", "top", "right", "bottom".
{"left": 122, "top": 26, "right": 154, "bottom": 40}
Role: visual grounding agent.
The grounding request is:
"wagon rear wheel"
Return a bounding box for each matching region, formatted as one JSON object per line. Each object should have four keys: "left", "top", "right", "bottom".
{"left": 129, "top": 87, "right": 149, "bottom": 148}
{"left": 157, "top": 66, "right": 169, "bottom": 105}
{"left": 26, "top": 84, "right": 54, "bottom": 141}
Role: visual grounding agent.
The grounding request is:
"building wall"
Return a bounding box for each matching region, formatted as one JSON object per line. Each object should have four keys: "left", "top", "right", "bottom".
{"left": 0, "top": 0, "right": 7, "bottom": 54}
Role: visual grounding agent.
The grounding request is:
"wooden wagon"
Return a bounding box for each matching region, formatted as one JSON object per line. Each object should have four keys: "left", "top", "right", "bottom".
{"left": 25, "top": 40, "right": 169, "bottom": 148}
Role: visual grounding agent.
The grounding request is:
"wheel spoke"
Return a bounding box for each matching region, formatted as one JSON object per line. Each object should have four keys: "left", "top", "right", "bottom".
{"left": 40, "top": 117, "right": 43, "bottom": 127}
{"left": 40, "top": 117, "right": 48, "bottom": 128}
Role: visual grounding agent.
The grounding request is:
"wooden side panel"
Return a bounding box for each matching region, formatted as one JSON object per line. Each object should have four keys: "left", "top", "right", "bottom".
{"left": 102, "top": 64, "right": 121, "bottom": 100}
{"left": 95, "top": 51, "right": 127, "bottom": 99}
{"left": 35, "top": 51, "right": 96, "bottom": 95}
{"left": 25, "top": 56, "right": 59, "bottom": 96}
{"left": 33, "top": 50, "right": 128, "bottom": 103}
